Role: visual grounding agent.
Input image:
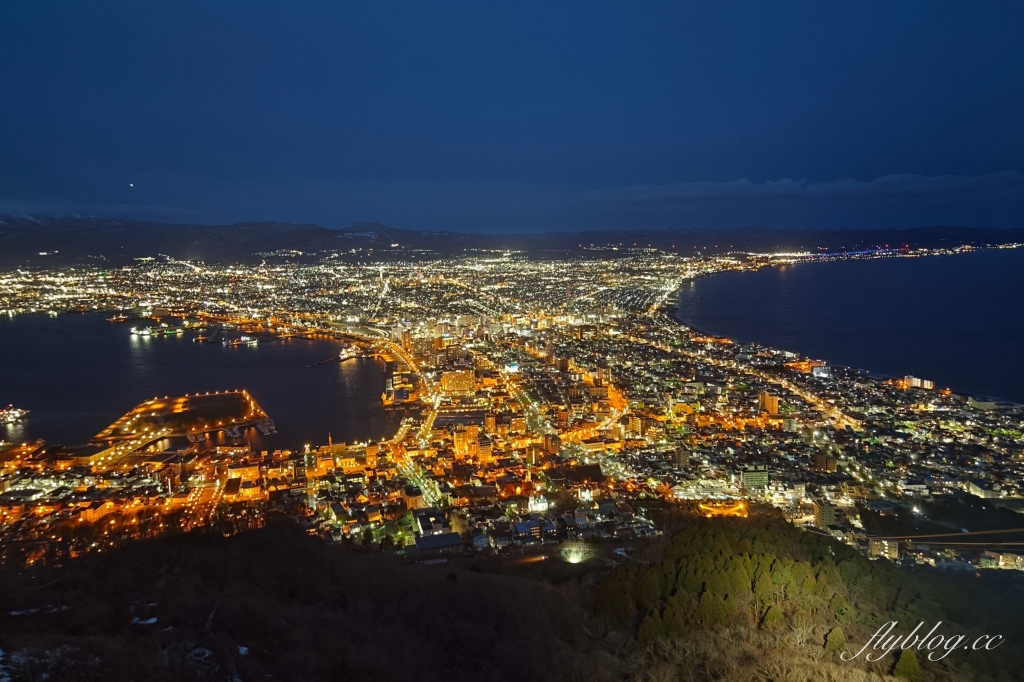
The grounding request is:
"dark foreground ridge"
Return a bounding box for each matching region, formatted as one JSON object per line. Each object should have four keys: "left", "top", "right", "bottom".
{"left": 2, "top": 215, "right": 1023, "bottom": 266}
{"left": 1, "top": 514, "right": 1022, "bottom": 681}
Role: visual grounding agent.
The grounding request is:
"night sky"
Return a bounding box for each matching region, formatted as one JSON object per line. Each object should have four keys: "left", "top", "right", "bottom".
{"left": 1, "top": 2, "right": 1022, "bottom": 232}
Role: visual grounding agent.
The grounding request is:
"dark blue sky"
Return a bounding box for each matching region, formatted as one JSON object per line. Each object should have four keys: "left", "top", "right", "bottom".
{"left": 1, "top": 2, "right": 1022, "bottom": 232}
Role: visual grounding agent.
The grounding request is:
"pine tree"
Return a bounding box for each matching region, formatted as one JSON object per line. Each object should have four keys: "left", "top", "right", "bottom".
{"left": 661, "top": 602, "right": 687, "bottom": 638}
{"left": 769, "top": 558, "right": 793, "bottom": 586}
{"left": 893, "top": 649, "right": 922, "bottom": 682}
{"left": 762, "top": 604, "right": 784, "bottom": 628}
{"left": 729, "top": 567, "right": 750, "bottom": 594}
{"left": 754, "top": 572, "right": 774, "bottom": 610}
{"left": 636, "top": 567, "right": 662, "bottom": 607}
{"left": 696, "top": 591, "right": 728, "bottom": 629}
{"left": 825, "top": 626, "right": 846, "bottom": 653}
{"left": 638, "top": 610, "right": 663, "bottom": 643}
{"left": 594, "top": 572, "right": 635, "bottom": 624}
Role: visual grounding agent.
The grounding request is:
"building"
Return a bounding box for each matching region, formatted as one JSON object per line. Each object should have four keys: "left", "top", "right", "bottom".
{"left": 967, "top": 480, "right": 1000, "bottom": 499}
{"left": 573, "top": 324, "right": 598, "bottom": 340}
{"left": 441, "top": 369, "right": 475, "bottom": 394}
{"left": 413, "top": 508, "right": 451, "bottom": 536}
{"left": 227, "top": 463, "right": 261, "bottom": 482}
{"left": 813, "top": 452, "right": 838, "bottom": 474}
{"left": 813, "top": 501, "right": 837, "bottom": 528}
{"left": 413, "top": 532, "right": 464, "bottom": 556}
{"left": 477, "top": 434, "right": 493, "bottom": 462}
{"left": 216, "top": 445, "right": 250, "bottom": 457}
{"left": 543, "top": 433, "right": 562, "bottom": 455}
{"left": 674, "top": 442, "right": 689, "bottom": 468}
{"left": 740, "top": 465, "right": 769, "bottom": 489}
{"left": 452, "top": 424, "right": 480, "bottom": 458}
{"left": 758, "top": 392, "right": 779, "bottom": 415}
{"left": 903, "top": 375, "right": 935, "bottom": 390}
{"left": 404, "top": 485, "right": 425, "bottom": 510}
{"left": 868, "top": 537, "right": 900, "bottom": 560}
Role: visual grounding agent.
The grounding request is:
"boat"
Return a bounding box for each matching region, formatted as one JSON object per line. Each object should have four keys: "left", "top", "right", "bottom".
{"left": 1, "top": 406, "right": 29, "bottom": 424}
{"left": 222, "top": 335, "right": 258, "bottom": 347}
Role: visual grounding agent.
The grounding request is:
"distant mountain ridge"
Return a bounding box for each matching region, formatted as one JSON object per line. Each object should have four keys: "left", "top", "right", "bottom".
{"left": 0, "top": 215, "right": 1021, "bottom": 267}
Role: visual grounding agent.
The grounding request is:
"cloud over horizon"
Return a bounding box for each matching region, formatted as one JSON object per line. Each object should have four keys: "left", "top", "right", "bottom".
{"left": 1, "top": 170, "right": 1022, "bottom": 234}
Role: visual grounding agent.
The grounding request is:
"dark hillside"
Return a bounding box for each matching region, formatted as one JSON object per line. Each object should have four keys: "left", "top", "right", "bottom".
{"left": 0, "top": 523, "right": 608, "bottom": 682}
{"left": 1, "top": 516, "right": 1022, "bottom": 681}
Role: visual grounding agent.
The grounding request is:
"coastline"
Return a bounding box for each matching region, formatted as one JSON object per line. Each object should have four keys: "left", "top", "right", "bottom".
{"left": 0, "top": 312, "right": 404, "bottom": 448}
{"left": 667, "top": 246, "right": 1024, "bottom": 404}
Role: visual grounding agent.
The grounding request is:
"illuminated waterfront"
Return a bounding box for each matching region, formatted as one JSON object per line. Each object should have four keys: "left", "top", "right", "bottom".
{"left": 675, "top": 247, "right": 1024, "bottom": 402}
{"left": 0, "top": 313, "right": 402, "bottom": 448}
{"left": 2, "top": 245, "right": 1022, "bottom": 577}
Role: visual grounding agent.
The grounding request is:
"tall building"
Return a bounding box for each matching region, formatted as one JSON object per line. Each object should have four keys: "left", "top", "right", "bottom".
{"left": 452, "top": 425, "right": 480, "bottom": 458}
{"left": 813, "top": 501, "right": 838, "bottom": 528}
{"left": 813, "top": 452, "right": 838, "bottom": 473}
{"left": 573, "top": 324, "right": 598, "bottom": 340}
{"left": 674, "top": 442, "right": 689, "bottom": 468}
{"left": 441, "top": 369, "right": 475, "bottom": 394}
{"left": 741, "top": 465, "right": 770, "bottom": 489}
{"left": 543, "top": 433, "right": 561, "bottom": 455}
{"left": 364, "top": 442, "right": 379, "bottom": 469}
{"left": 477, "top": 434, "right": 492, "bottom": 463}
{"left": 758, "top": 392, "right": 779, "bottom": 415}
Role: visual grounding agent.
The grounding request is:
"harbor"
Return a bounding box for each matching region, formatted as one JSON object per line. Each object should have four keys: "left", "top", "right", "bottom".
{"left": 0, "top": 312, "right": 403, "bottom": 449}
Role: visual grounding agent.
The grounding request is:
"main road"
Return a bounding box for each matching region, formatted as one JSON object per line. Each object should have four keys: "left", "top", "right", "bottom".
{"left": 628, "top": 312, "right": 861, "bottom": 431}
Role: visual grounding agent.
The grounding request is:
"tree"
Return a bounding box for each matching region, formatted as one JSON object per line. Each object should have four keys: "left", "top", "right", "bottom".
{"left": 769, "top": 558, "right": 793, "bottom": 586}
{"left": 754, "top": 573, "right": 774, "bottom": 611}
{"left": 829, "top": 592, "right": 849, "bottom": 618}
{"left": 661, "top": 602, "right": 687, "bottom": 639}
{"left": 638, "top": 610, "right": 663, "bottom": 644}
{"left": 696, "top": 591, "right": 728, "bottom": 629}
{"left": 762, "top": 604, "right": 784, "bottom": 628}
{"left": 893, "top": 649, "right": 922, "bottom": 682}
{"left": 636, "top": 568, "right": 662, "bottom": 607}
{"left": 824, "top": 626, "right": 846, "bottom": 653}
{"left": 594, "top": 572, "right": 635, "bottom": 624}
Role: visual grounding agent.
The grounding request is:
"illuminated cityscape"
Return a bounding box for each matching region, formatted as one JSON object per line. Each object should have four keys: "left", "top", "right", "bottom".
{"left": 2, "top": 2, "right": 1024, "bottom": 679}
{"left": 2, "top": 243, "right": 1022, "bottom": 573}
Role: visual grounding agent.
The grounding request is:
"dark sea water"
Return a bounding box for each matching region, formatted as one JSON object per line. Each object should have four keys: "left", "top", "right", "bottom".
{"left": 0, "top": 314, "right": 402, "bottom": 448}
{"left": 675, "top": 248, "right": 1024, "bottom": 403}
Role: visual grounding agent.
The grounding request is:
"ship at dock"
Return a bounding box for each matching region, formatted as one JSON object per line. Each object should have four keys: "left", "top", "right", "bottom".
{"left": 1, "top": 406, "right": 29, "bottom": 424}
{"left": 222, "top": 335, "right": 258, "bottom": 347}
